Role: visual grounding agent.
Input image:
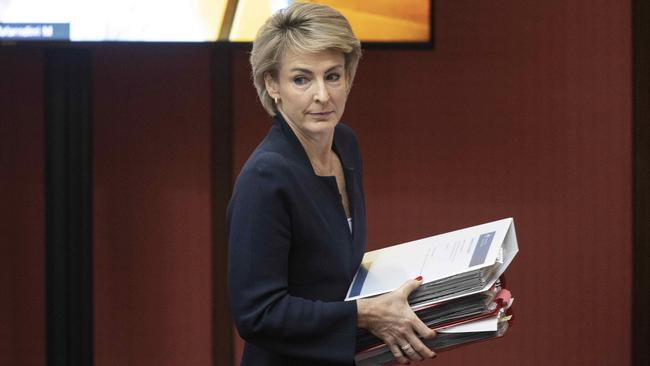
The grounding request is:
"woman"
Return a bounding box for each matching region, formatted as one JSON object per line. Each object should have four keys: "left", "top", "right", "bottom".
{"left": 227, "top": 3, "right": 436, "bottom": 365}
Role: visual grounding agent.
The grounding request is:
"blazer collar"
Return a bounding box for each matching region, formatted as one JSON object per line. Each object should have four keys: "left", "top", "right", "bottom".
{"left": 272, "top": 113, "right": 355, "bottom": 173}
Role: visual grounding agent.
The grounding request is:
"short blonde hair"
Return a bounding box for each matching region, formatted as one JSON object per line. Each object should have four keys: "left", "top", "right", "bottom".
{"left": 250, "top": 3, "right": 362, "bottom": 116}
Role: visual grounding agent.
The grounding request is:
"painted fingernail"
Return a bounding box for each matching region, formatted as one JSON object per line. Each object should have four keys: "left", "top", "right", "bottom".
{"left": 415, "top": 276, "right": 423, "bottom": 281}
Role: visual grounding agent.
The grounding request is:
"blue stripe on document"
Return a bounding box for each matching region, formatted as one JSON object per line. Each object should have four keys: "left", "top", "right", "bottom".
{"left": 469, "top": 232, "right": 495, "bottom": 267}
{"left": 349, "top": 262, "right": 371, "bottom": 297}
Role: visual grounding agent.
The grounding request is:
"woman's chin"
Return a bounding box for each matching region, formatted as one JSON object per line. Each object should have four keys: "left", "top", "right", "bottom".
{"left": 306, "top": 119, "right": 337, "bottom": 134}
{"left": 309, "top": 112, "right": 340, "bottom": 124}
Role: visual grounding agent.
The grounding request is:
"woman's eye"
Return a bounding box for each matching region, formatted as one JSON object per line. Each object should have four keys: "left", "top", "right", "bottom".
{"left": 327, "top": 73, "right": 341, "bottom": 81}
{"left": 293, "top": 76, "right": 308, "bottom": 86}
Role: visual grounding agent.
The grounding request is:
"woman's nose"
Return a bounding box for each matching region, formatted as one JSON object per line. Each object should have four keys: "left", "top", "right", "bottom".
{"left": 313, "top": 80, "right": 330, "bottom": 103}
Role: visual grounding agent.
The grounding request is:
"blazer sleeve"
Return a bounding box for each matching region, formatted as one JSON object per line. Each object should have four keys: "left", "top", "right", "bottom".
{"left": 227, "top": 152, "right": 358, "bottom": 363}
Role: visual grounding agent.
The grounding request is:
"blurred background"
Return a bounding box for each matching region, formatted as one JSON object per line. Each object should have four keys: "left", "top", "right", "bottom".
{"left": 1, "top": 0, "right": 648, "bottom": 365}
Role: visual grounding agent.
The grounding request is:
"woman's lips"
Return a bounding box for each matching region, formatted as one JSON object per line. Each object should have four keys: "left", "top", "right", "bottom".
{"left": 308, "top": 111, "right": 333, "bottom": 117}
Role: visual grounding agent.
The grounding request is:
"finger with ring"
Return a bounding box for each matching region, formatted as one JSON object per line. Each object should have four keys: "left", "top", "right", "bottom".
{"left": 401, "top": 343, "right": 413, "bottom": 352}
{"left": 400, "top": 342, "right": 421, "bottom": 361}
{"left": 388, "top": 343, "right": 409, "bottom": 364}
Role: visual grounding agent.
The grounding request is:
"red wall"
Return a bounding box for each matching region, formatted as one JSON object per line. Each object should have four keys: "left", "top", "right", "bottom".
{"left": 0, "top": 48, "right": 46, "bottom": 366}
{"left": 231, "top": 1, "right": 631, "bottom": 365}
{"left": 92, "top": 46, "right": 214, "bottom": 366}
{"left": 1, "top": 45, "right": 216, "bottom": 365}
{"left": 0, "top": 0, "right": 632, "bottom": 365}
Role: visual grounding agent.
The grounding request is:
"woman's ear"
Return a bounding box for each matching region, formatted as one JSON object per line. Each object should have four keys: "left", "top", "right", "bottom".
{"left": 264, "top": 72, "right": 280, "bottom": 100}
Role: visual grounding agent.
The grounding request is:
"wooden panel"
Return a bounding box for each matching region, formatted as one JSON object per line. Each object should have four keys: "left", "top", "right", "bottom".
{"left": 92, "top": 45, "right": 213, "bottom": 366}
{"left": 0, "top": 48, "right": 46, "bottom": 366}
{"left": 231, "top": 0, "right": 632, "bottom": 364}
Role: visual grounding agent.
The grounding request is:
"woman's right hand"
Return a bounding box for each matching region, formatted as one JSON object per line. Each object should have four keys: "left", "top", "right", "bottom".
{"left": 356, "top": 277, "right": 437, "bottom": 364}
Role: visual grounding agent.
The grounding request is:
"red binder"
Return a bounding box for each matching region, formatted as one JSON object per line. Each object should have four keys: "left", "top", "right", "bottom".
{"left": 355, "top": 289, "right": 515, "bottom": 366}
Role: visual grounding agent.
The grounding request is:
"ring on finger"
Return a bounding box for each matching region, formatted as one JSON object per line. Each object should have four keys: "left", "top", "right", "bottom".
{"left": 400, "top": 343, "right": 413, "bottom": 352}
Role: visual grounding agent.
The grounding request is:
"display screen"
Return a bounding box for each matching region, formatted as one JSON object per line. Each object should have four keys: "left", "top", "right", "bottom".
{"left": 0, "top": 0, "right": 431, "bottom": 43}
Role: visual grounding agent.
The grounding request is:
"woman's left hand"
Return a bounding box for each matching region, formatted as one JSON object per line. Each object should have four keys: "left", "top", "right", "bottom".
{"left": 356, "top": 277, "right": 437, "bottom": 364}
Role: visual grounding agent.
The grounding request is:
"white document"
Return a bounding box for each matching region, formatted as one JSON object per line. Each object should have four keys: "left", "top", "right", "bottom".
{"left": 345, "top": 218, "right": 518, "bottom": 302}
{"left": 438, "top": 314, "right": 499, "bottom": 333}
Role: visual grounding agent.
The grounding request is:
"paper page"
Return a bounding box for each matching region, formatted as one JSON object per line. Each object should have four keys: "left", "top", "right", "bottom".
{"left": 346, "top": 218, "right": 514, "bottom": 300}
{"left": 438, "top": 315, "right": 499, "bottom": 333}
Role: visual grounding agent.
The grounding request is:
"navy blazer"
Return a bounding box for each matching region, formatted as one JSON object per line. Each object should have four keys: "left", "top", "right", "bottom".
{"left": 227, "top": 114, "right": 367, "bottom": 365}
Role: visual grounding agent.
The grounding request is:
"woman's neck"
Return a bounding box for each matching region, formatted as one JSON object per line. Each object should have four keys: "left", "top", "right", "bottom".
{"left": 279, "top": 110, "right": 335, "bottom": 176}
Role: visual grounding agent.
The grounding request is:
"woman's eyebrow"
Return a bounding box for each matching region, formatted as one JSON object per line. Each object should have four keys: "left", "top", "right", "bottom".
{"left": 325, "top": 65, "right": 344, "bottom": 72}
{"left": 289, "top": 67, "right": 313, "bottom": 74}
{"left": 289, "top": 65, "right": 343, "bottom": 74}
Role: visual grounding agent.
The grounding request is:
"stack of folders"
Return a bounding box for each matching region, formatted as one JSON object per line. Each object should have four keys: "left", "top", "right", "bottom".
{"left": 345, "top": 218, "right": 519, "bottom": 366}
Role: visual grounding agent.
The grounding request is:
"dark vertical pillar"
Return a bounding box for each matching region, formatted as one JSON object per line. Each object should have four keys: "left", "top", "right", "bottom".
{"left": 633, "top": 0, "right": 650, "bottom": 365}
{"left": 211, "top": 46, "right": 234, "bottom": 366}
{"left": 44, "top": 49, "right": 94, "bottom": 366}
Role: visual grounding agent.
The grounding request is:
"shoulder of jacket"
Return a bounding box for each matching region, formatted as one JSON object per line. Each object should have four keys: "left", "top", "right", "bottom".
{"left": 241, "top": 150, "right": 291, "bottom": 178}
{"left": 336, "top": 122, "right": 356, "bottom": 138}
{"left": 335, "top": 122, "right": 359, "bottom": 146}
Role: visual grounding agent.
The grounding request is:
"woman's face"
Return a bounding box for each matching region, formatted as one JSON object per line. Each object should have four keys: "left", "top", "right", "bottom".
{"left": 265, "top": 49, "right": 348, "bottom": 139}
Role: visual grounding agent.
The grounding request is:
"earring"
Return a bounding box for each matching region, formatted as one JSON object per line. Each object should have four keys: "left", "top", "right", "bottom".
{"left": 274, "top": 97, "right": 279, "bottom": 104}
